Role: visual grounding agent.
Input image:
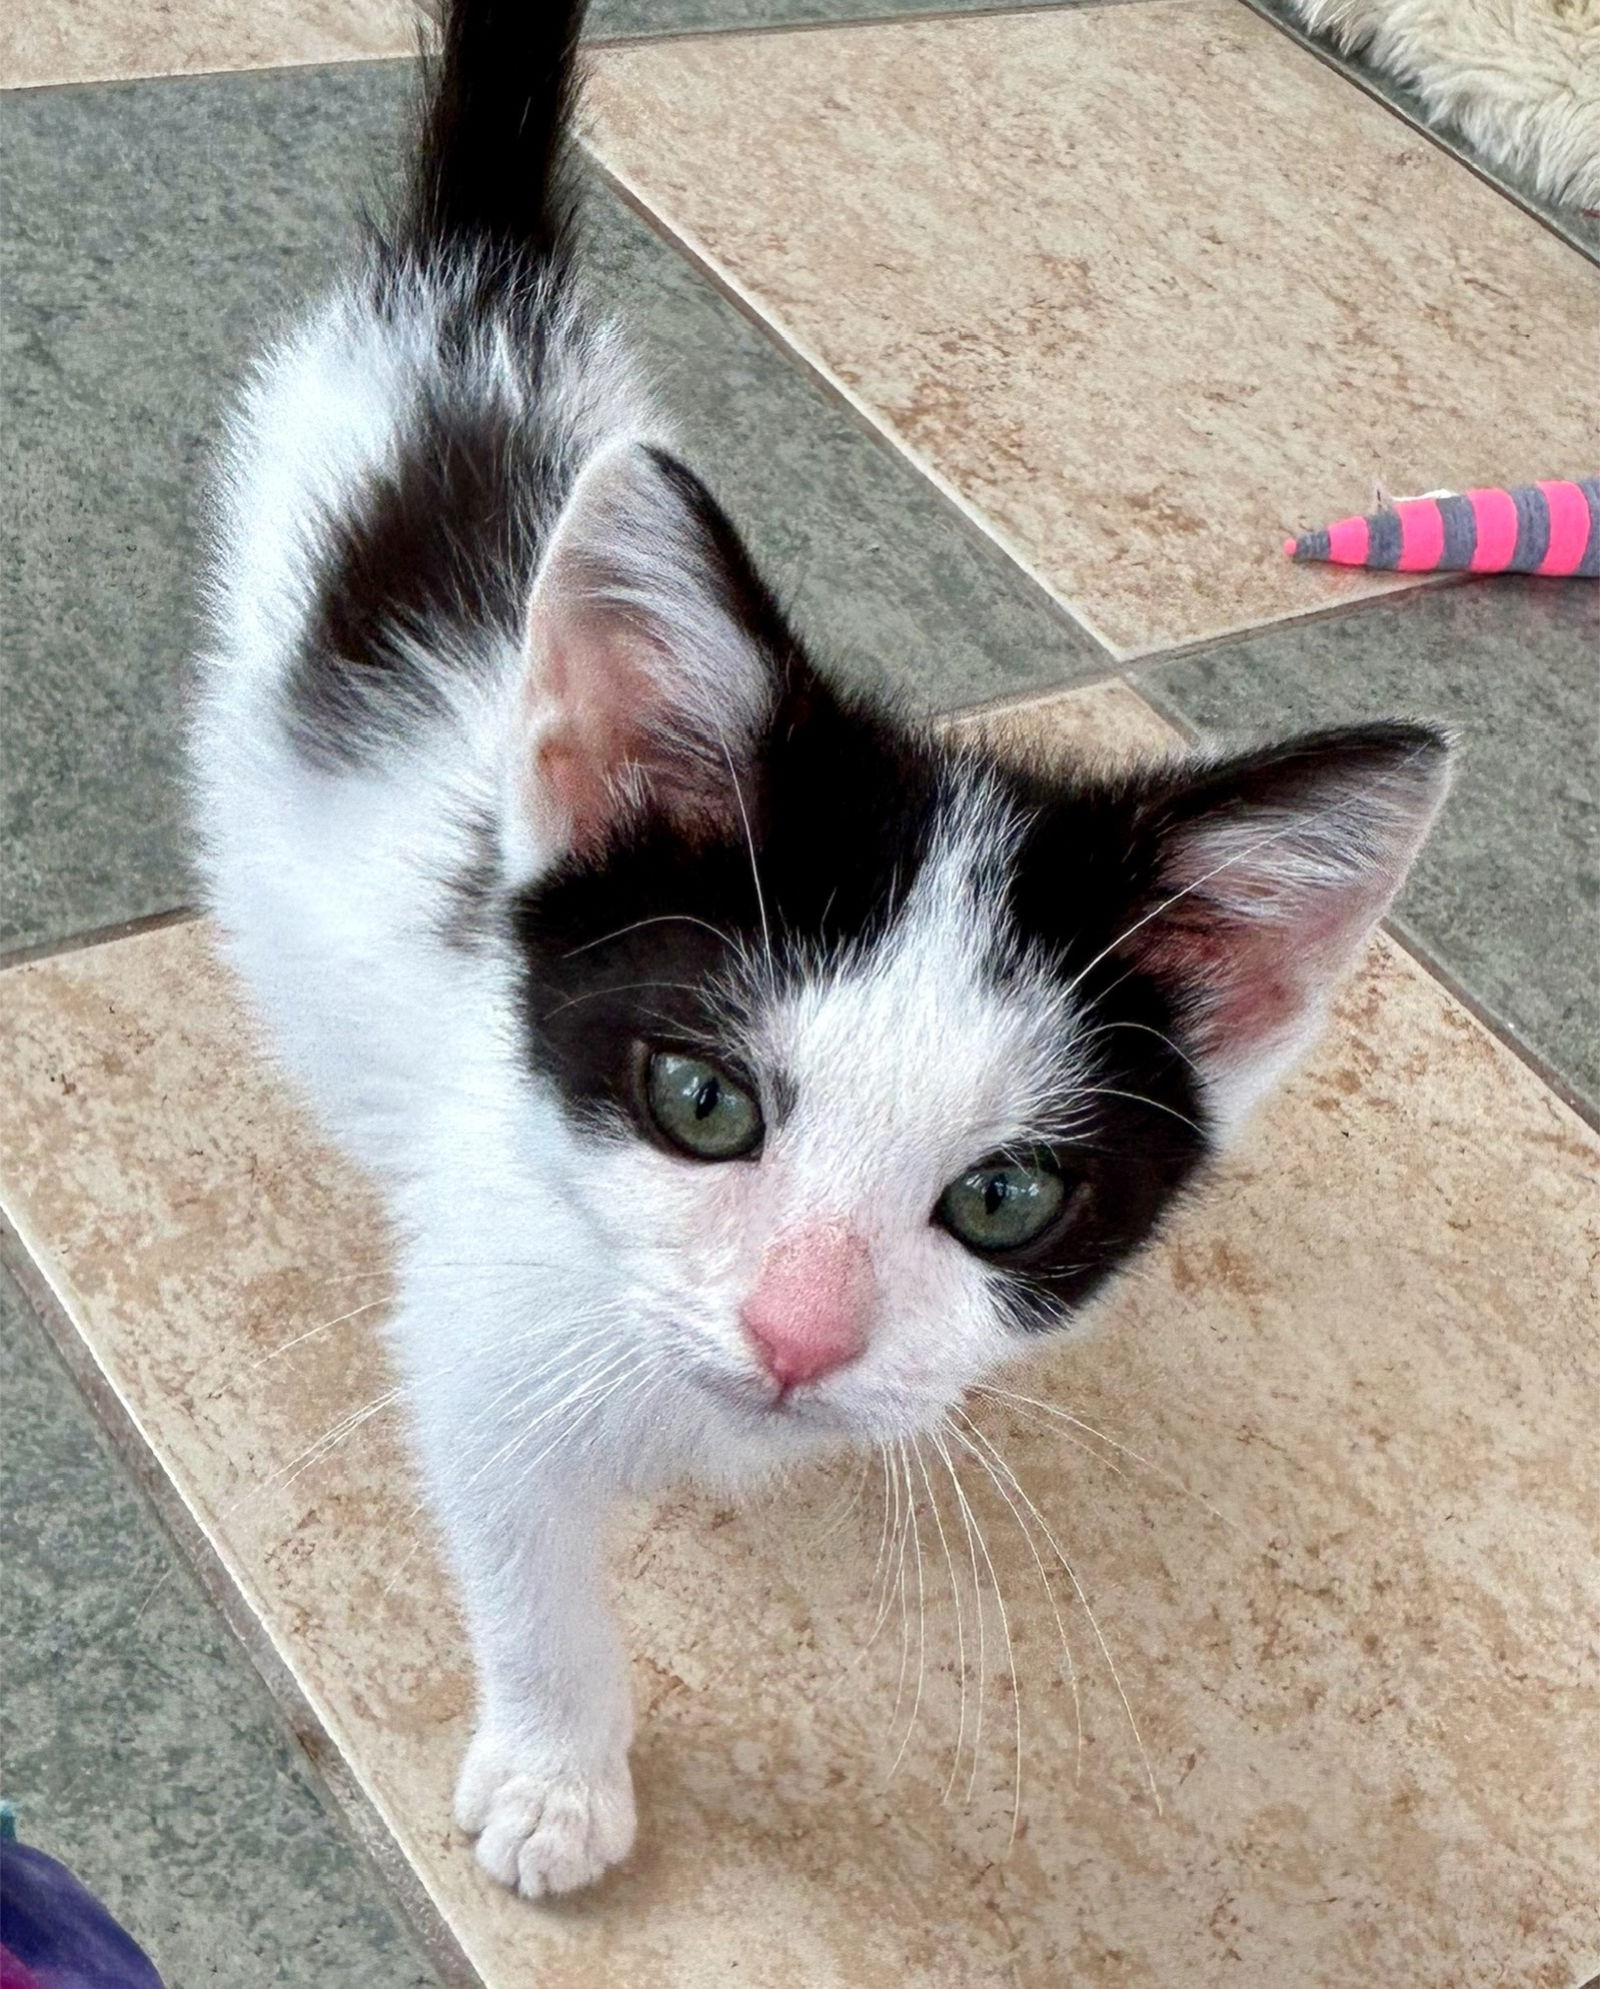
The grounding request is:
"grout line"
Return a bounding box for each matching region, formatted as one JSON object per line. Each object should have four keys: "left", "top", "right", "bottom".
{"left": 0, "top": 50, "right": 419, "bottom": 95}
{"left": 1231, "top": 0, "right": 1600, "bottom": 266}
{"left": 0, "top": 905, "right": 199, "bottom": 974}
{"left": 0, "top": 1204, "right": 484, "bottom": 1989}
{"left": 938, "top": 666, "right": 1134, "bottom": 726}
{"left": 1110, "top": 573, "right": 1465, "bottom": 668}
{"left": 592, "top": 0, "right": 1164, "bottom": 51}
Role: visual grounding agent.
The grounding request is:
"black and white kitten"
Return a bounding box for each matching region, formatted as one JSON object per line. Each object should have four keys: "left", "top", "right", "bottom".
{"left": 190, "top": 0, "right": 1450, "bottom": 1899}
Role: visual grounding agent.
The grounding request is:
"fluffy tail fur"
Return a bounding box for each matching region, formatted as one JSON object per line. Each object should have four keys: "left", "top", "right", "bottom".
{"left": 402, "top": 0, "right": 589, "bottom": 265}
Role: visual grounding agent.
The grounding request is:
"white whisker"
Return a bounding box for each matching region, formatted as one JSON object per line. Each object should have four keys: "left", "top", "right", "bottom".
{"left": 247, "top": 1297, "right": 390, "bottom": 1369}
{"left": 948, "top": 1407, "right": 1083, "bottom": 1793}
{"left": 888, "top": 1438, "right": 930, "bottom": 1780}
{"left": 957, "top": 1408, "right": 1162, "bottom": 1816}
{"left": 911, "top": 1434, "right": 970, "bottom": 1804}
{"left": 937, "top": 1415, "right": 1022, "bottom": 1838}
{"left": 931, "top": 1429, "right": 989, "bottom": 1808}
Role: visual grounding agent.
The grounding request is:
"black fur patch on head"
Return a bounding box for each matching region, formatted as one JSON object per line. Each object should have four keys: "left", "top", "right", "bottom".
{"left": 971, "top": 759, "right": 1212, "bottom": 1322}
{"left": 510, "top": 673, "right": 949, "bottom": 1129}
{"left": 511, "top": 687, "right": 1217, "bottom": 1335}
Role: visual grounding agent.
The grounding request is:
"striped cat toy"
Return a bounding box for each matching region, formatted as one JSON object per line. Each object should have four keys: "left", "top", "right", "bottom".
{"left": 1285, "top": 478, "right": 1599, "bottom": 576}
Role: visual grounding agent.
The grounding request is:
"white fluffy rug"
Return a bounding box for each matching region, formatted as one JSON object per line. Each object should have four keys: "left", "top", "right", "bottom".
{"left": 1286, "top": 0, "right": 1600, "bottom": 206}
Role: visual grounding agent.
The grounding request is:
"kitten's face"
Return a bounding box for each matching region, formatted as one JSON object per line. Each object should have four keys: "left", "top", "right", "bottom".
{"left": 494, "top": 441, "right": 1448, "bottom": 1471}
{"left": 514, "top": 708, "right": 1199, "bottom": 1463}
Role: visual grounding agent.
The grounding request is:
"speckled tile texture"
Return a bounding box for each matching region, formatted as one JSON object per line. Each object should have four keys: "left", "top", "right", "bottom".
{"left": 585, "top": 2, "right": 1600, "bottom": 656}
{"left": 1, "top": 684, "right": 1595, "bottom": 1989}
{"left": 0, "top": 1264, "right": 443, "bottom": 1988}
{"left": 0, "top": 60, "right": 1097, "bottom": 953}
{"left": 0, "top": 0, "right": 415, "bottom": 88}
{"left": 0, "top": 0, "right": 1131, "bottom": 88}
{"left": 7, "top": 0, "right": 1585, "bottom": 289}
{"left": 1142, "top": 575, "right": 1600, "bottom": 1119}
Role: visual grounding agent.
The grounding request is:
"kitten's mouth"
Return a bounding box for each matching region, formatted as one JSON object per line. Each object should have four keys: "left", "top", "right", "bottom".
{"left": 690, "top": 1364, "right": 835, "bottom": 1427}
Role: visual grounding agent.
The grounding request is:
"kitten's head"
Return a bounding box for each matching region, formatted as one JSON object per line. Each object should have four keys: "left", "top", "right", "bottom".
{"left": 494, "top": 442, "right": 1449, "bottom": 1469}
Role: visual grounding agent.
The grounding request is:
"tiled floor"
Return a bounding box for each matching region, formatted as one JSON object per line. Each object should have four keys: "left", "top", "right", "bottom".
{"left": 0, "top": 1266, "right": 441, "bottom": 1987}
{"left": 2, "top": 0, "right": 1596, "bottom": 1984}
{"left": 5, "top": 711, "right": 1598, "bottom": 1986}
{"left": 585, "top": 4, "right": 1597, "bottom": 656}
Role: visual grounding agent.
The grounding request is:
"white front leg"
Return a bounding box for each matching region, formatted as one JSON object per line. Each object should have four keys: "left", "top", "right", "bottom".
{"left": 428, "top": 1441, "right": 637, "bottom": 1897}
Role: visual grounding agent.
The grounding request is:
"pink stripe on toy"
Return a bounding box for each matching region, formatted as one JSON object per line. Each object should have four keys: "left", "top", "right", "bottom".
{"left": 1395, "top": 498, "right": 1444, "bottom": 571}
{"left": 1537, "top": 480, "right": 1589, "bottom": 575}
{"left": 1324, "top": 513, "right": 1369, "bottom": 566}
{"left": 1465, "top": 487, "right": 1517, "bottom": 571}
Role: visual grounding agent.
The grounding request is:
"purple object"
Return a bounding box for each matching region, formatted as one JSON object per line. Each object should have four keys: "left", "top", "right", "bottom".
{"left": 0, "top": 1836, "right": 163, "bottom": 1989}
{"left": 2, "top": 1946, "right": 43, "bottom": 1989}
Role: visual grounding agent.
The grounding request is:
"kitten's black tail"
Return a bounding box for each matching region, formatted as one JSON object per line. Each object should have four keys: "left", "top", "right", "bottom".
{"left": 402, "top": 0, "right": 588, "bottom": 266}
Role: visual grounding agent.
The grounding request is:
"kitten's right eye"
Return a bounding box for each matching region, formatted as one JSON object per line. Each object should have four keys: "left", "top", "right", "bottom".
{"left": 644, "top": 1051, "right": 764, "bottom": 1161}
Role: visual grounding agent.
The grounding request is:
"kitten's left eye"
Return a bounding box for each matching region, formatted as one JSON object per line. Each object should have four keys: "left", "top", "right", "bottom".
{"left": 937, "top": 1147, "right": 1068, "bottom": 1254}
{"left": 645, "top": 1051, "right": 764, "bottom": 1160}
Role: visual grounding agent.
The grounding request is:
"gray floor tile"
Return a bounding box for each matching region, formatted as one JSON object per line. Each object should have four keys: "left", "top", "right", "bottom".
{"left": 0, "top": 1263, "right": 443, "bottom": 1989}
{"left": 1240, "top": 0, "right": 1600, "bottom": 261}
{"left": 0, "top": 59, "right": 1101, "bottom": 955}
{"left": 1139, "top": 578, "right": 1600, "bottom": 1116}
{"left": 590, "top": 0, "right": 1136, "bottom": 35}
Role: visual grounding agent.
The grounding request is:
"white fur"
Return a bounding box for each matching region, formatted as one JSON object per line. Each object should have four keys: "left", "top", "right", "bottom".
{"left": 1287, "top": 0, "right": 1600, "bottom": 205}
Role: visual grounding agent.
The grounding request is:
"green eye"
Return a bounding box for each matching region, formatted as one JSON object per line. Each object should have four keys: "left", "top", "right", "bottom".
{"left": 645, "top": 1051, "right": 764, "bottom": 1160}
{"left": 937, "top": 1147, "right": 1068, "bottom": 1254}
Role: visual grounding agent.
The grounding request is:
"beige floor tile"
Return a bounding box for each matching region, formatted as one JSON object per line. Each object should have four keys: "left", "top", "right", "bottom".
{"left": 2, "top": 682, "right": 1596, "bottom": 1987}
{"left": 586, "top": 3, "right": 1600, "bottom": 657}
{"left": 0, "top": 0, "right": 415, "bottom": 89}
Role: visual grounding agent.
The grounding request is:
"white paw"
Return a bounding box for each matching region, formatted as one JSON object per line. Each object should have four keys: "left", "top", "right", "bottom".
{"left": 454, "top": 1727, "right": 636, "bottom": 1898}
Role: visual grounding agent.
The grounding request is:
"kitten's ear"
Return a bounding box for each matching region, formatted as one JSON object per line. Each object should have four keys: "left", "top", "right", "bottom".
{"left": 510, "top": 441, "right": 794, "bottom": 861}
{"left": 1122, "top": 724, "right": 1453, "bottom": 1133}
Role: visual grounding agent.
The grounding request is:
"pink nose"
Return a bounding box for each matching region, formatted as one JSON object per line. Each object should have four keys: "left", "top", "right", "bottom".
{"left": 740, "top": 1223, "right": 876, "bottom": 1390}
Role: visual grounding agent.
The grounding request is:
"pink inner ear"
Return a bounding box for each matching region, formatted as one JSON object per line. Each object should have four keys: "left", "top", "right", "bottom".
{"left": 1127, "top": 821, "right": 1397, "bottom": 1078}
{"left": 526, "top": 611, "right": 658, "bottom": 855}
{"left": 512, "top": 442, "right": 786, "bottom": 860}
{"left": 1134, "top": 903, "right": 1361, "bottom": 1060}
